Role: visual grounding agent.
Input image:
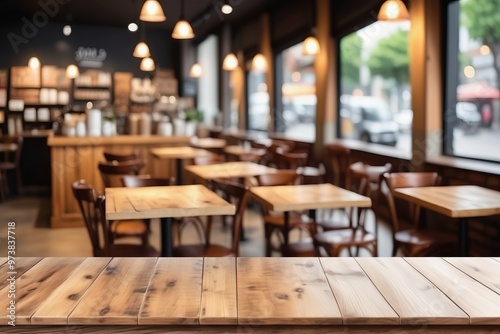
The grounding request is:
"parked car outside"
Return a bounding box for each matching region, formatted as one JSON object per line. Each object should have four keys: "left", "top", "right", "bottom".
{"left": 394, "top": 109, "right": 413, "bottom": 133}
{"left": 456, "top": 102, "right": 481, "bottom": 134}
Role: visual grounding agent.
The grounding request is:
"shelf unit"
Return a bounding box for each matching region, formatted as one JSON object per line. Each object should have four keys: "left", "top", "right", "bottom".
{"left": 73, "top": 70, "right": 112, "bottom": 103}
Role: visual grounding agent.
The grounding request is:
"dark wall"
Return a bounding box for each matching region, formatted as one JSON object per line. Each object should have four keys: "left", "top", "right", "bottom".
{"left": 0, "top": 21, "right": 174, "bottom": 76}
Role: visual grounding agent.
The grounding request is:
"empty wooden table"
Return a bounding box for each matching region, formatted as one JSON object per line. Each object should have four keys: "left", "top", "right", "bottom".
{"left": 185, "top": 161, "right": 278, "bottom": 184}
{"left": 250, "top": 183, "right": 372, "bottom": 245}
{"left": 151, "top": 146, "right": 214, "bottom": 184}
{"left": 394, "top": 185, "right": 500, "bottom": 256}
{"left": 2, "top": 257, "right": 500, "bottom": 332}
{"left": 105, "top": 185, "right": 235, "bottom": 256}
{"left": 190, "top": 137, "right": 227, "bottom": 153}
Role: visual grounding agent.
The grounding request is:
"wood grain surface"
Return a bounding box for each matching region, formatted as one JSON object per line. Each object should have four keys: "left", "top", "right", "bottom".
{"left": 185, "top": 161, "right": 278, "bottom": 181}
{"left": 0, "top": 257, "right": 42, "bottom": 291}
{"left": 191, "top": 137, "right": 227, "bottom": 149}
{"left": 151, "top": 146, "right": 214, "bottom": 159}
{"left": 139, "top": 258, "right": 203, "bottom": 325}
{"left": 393, "top": 186, "right": 500, "bottom": 218}
{"left": 250, "top": 183, "right": 372, "bottom": 212}
{"left": 443, "top": 257, "right": 500, "bottom": 296}
{"left": 237, "top": 257, "right": 342, "bottom": 325}
{"left": 106, "top": 185, "right": 235, "bottom": 220}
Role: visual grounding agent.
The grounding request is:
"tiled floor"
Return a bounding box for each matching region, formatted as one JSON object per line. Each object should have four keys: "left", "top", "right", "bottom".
{"left": 0, "top": 194, "right": 393, "bottom": 257}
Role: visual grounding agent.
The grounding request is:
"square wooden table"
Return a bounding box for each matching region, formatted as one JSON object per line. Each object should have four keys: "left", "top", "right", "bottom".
{"left": 185, "top": 161, "right": 278, "bottom": 183}
{"left": 250, "top": 183, "right": 372, "bottom": 245}
{"left": 151, "top": 146, "right": 214, "bottom": 184}
{"left": 190, "top": 137, "right": 227, "bottom": 150}
{"left": 394, "top": 185, "right": 500, "bottom": 256}
{"left": 105, "top": 185, "right": 235, "bottom": 256}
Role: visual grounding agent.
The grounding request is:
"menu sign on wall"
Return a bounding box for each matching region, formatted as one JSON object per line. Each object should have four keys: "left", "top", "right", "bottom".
{"left": 75, "top": 47, "right": 107, "bottom": 68}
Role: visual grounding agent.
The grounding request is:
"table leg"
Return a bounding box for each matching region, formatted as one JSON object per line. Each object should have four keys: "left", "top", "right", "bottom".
{"left": 176, "top": 159, "right": 183, "bottom": 185}
{"left": 160, "top": 217, "right": 173, "bottom": 257}
{"left": 283, "top": 211, "right": 289, "bottom": 246}
{"left": 459, "top": 218, "right": 469, "bottom": 256}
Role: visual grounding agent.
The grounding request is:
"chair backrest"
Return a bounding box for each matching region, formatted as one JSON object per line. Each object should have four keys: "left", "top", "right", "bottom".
{"left": 103, "top": 151, "right": 138, "bottom": 162}
{"left": 98, "top": 159, "right": 146, "bottom": 187}
{"left": 0, "top": 135, "right": 23, "bottom": 166}
{"left": 255, "top": 169, "right": 301, "bottom": 187}
{"left": 193, "top": 154, "right": 225, "bottom": 165}
{"left": 71, "top": 180, "right": 104, "bottom": 256}
{"left": 209, "top": 178, "right": 250, "bottom": 256}
{"left": 121, "top": 174, "right": 175, "bottom": 187}
{"left": 275, "top": 150, "right": 308, "bottom": 170}
{"left": 324, "top": 143, "right": 350, "bottom": 188}
{"left": 382, "top": 172, "right": 441, "bottom": 233}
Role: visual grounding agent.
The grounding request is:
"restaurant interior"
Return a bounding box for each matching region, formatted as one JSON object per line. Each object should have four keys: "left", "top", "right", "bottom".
{"left": 1, "top": 0, "right": 500, "bottom": 331}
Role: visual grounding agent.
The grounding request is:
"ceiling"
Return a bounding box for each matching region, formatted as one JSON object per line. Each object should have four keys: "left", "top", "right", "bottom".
{"left": 0, "top": 0, "right": 279, "bottom": 39}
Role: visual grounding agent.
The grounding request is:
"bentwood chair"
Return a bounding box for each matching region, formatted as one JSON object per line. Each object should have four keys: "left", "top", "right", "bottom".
{"left": 97, "top": 159, "right": 151, "bottom": 246}
{"left": 382, "top": 172, "right": 457, "bottom": 256}
{"left": 0, "top": 135, "right": 23, "bottom": 200}
{"left": 103, "top": 151, "right": 138, "bottom": 162}
{"left": 172, "top": 178, "right": 249, "bottom": 257}
{"left": 72, "top": 179, "right": 159, "bottom": 257}
{"left": 314, "top": 162, "right": 391, "bottom": 257}
{"left": 255, "top": 170, "right": 316, "bottom": 257}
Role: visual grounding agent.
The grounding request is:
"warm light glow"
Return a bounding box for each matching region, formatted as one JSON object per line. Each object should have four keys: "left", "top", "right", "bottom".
{"left": 251, "top": 53, "right": 267, "bottom": 72}
{"left": 291, "top": 72, "right": 301, "bottom": 82}
{"left": 378, "top": 0, "right": 409, "bottom": 21}
{"left": 140, "top": 0, "right": 166, "bottom": 22}
{"left": 302, "top": 36, "right": 320, "bottom": 56}
{"left": 28, "top": 57, "right": 40, "bottom": 69}
{"left": 63, "top": 25, "right": 72, "bottom": 36}
{"left": 480, "top": 45, "right": 491, "bottom": 55}
{"left": 172, "top": 20, "right": 194, "bottom": 39}
{"left": 133, "top": 42, "right": 151, "bottom": 58}
{"left": 222, "top": 53, "right": 238, "bottom": 71}
{"left": 189, "top": 63, "right": 202, "bottom": 78}
{"left": 66, "top": 64, "right": 80, "bottom": 79}
{"left": 128, "top": 23, "right": 138, "bottom": 32}
{"left": 86, "top": 102, "right": 93, "bottom": 109}
{"left": 140, "top": 57, "right": 155, "bottom": 71}
{"left": 221, "top": 3, "right": 233, "bottom": 14}
{"left": 464, "top": 66, "right": 475, "bottom": 79}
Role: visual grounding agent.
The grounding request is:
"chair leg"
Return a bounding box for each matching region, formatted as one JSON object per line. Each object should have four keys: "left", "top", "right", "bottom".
{"left": 15, "top": 169, "right": 22, "bottom": 195}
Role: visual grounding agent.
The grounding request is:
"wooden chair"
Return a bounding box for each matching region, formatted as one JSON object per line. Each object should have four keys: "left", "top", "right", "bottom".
{"left": 382, "top": 172, "right": 457, "bottom": 256}
{"left": 121, "top": 174, "right": 175, "bottom": 187}
{"left": 71, "top": 179, "right": 159, "bottom": 257}
{"left": 255, "top": 170, "right": 315, "bottom": 257}
{"left": 0, "top": 135, "right": 23, "bottom": 200}
{"left": 276, "top": 149, "right": 325, "bottom": 184}
{"left": 313, "top": 162, "right": 392, "bottom": 257}
{"left": 192, "top": 154, "right": 225, "bottom": 166}
{"left": 172, "top": 178, "right": 250, "bottom": 257}
{"left": 103, "top": 151, "right": 138, "bottom": 162}
{"left": 317, "top": 143, "right": 352, "bottom": 231}
{"left": 97, "top": 159, "right": 150, "bottom": 246}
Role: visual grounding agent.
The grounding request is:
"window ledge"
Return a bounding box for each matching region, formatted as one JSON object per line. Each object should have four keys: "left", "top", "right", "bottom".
{"left": 335, "top": 139, "right": 412, "bottom": 161}
{"left": 426, "top": 156, "right": 500, "bottom": 176}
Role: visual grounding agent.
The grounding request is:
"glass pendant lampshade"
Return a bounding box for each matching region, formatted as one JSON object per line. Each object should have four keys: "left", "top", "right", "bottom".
{"left": 140, "top": 57, "right": 155, "bottom": 71}
{"left": 66, "top": 64, "right": 80, "bottom": 78}
{"left": 140, "top": 0, "right": 166, "bottom": 22}
{"left": 221, "top": 1, "right": 233, "bottom": 14}
{"left": 378, "top": 0, "right": 410, "bottom": 21}
{"left": 172, "top": 20, "right": 194, "bottom": 39}
{"left": 133, "top": 42, "right": 151, "bottom": 58}
{"left": 222, "top": 53, "right": 238, "bottom": 71}
{"left": 189, "top": 63, "right": 202, "bottom": 78}
{"left": 251, "top": 53, "right": 267, "bottom": 72}
{"left": 28, "top": 57, "right": 40, "bottom": 69}
{"left": 302, "top": 36, "right": 320, "bottom": 56}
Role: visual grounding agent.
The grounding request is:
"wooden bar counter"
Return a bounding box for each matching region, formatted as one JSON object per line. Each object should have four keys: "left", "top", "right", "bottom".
{"left": 47, "top": 134, "right": 190, "bottom": 228}
{"left": 1, "top": 257, "right": 499, "bottom": 333}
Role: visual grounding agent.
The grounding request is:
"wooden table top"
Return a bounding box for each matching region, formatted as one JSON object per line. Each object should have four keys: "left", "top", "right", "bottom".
{"left": 394, "top": 185, "right": 500, "bottom": 218}
{"left": 151, "top": 146, "right": 214, "bottom": 159}
{"left": 250, "top": 183, "right": 372, "bottom": 212}
{"left": 224, "top": 145, "right": 265, "bottom": 156}
{"left": 105, "top": 185, "right": 235, "bottom": 220}
{"left": 185, "top": 161, "right": 278, "bottom": 180}
{"left": 190, "top": 137, "right": 227, "bottom": 149}
{"left": 1, "top": 257, "right": 500, "bottom": 331}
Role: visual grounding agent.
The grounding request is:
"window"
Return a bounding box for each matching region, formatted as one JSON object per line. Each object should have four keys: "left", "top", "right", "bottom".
{"left": 445, "top": 0, "right": 500, "bottom": 163}
{"left": 247, "top": 70, "right": 269, "bottom": 131}
{"left": 276, "top": 42, "right": 316, "bottom": 141}
{"left": 339, "top": 21, "right": 411, "bottom": 151}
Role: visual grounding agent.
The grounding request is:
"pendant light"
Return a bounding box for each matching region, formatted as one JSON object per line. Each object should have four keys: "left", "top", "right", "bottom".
{"left": 66, "top": 64, "right": 80, "bottom": 78}
{"left": 251, "top": 53, "right": 267, "bottom": 72}
{"left": 140, "top": 57, "right": 155, "bottom": 71}
{"left": 133, "top": 42, "right": 151, "bottom": 58}
{"left": 222, "top": 53, "right": 238, "bottom": 71}
{"left": 140, "top": 0, "right": 166, "bottom": 22}
{"left": 189, "top": 63, "right": 202, "bottom": 78}
{"left": 378, "top": 0, "right": 409, "bottom": 21}
{"left": 28, "top": 56, "right": 40, "bottom": 69}
{"left": 172, "top": 0, "right": 194, "bottom": 39}
{"left": 221, "top": 0, "right": 233, "bottom": 15}
{"left": 302, "top": 36, "right": 320, "bottom": 56}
